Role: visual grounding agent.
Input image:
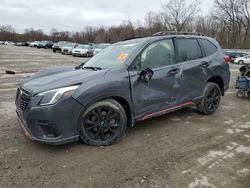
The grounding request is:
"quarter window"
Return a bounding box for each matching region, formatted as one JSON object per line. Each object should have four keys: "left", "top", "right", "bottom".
{"left": 176, "top": 38, "right": 203, "bottom": 62}
{"left": 198, "top": 39, "right": 217, "bottom": 56}
{"left": 139, "top": 39, "right": 175, "bottom": 69}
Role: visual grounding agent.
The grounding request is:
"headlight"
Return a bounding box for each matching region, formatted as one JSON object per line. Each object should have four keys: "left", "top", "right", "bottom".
{"left": 37, "top": 85, "right": 79, "bottom": 106}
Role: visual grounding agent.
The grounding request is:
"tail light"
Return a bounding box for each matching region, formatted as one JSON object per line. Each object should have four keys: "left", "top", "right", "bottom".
{"left": 224, "top": 55, "right": 230, "bottom": 64}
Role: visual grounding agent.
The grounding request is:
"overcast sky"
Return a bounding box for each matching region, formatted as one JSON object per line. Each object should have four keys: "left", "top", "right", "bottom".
{"left": 0, "top": 0, "right": 214, "bottom": 33}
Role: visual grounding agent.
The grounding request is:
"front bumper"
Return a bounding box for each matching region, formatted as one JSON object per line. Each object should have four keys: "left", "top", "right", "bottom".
{"left": 16, "top": 93, "right": 84, "bottom": 145}
{"left": 72, "top": 51, "right": 88, "bottom": 56}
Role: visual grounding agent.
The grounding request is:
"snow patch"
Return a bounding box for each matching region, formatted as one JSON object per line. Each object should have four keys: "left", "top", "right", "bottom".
{"left": 189, "top": 176, "right": 216, "bottom": 188}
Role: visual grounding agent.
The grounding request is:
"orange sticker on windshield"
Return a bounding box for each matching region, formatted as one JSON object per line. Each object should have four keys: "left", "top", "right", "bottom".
{"left": 117, "top": 53, "right": 128, "bottom": 61}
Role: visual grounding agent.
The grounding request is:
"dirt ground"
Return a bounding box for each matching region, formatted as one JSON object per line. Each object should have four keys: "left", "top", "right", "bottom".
{"left": 0, "top": 45, "right": 249, "bottom": 188}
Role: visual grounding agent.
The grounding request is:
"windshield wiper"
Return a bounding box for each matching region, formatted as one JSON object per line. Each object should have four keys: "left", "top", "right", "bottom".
{"left": 82, "top": 66, "right": 102, "bottom": 71}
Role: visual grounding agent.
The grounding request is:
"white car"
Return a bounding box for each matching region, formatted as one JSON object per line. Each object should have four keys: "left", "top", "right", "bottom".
{"left": 72, "top": 44, "right": 93, "bottom": 57}
{"left": 61, "top": 43, "right": 78, "bottom": 55}
{"left": 4, "top": 41, "right": 15, "bottom": 45}
{"left": 29, "top": 41, "right": 40, "bottom": 47}
{"left": 234, "top": 55, "right": 250, "bottom": 65}
{"left": 93, "top": 43, "right": 111, "bottom": 55}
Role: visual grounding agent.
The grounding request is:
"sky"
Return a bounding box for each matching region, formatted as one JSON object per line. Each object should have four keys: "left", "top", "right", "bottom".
{"left": 0, "top": 0, "right": 214, "bottom": 33}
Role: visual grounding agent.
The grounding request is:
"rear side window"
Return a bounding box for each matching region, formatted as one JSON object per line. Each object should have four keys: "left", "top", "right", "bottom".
{"left": 176, "top": 38, "right": 203, "bottom": 62}
{"left": 198, "top": 39, "right": 217, "bottom": 56}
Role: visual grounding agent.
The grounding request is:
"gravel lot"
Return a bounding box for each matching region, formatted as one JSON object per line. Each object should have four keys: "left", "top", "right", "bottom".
{"left": 0, "top": 45, "right": 249, "bottom": 188}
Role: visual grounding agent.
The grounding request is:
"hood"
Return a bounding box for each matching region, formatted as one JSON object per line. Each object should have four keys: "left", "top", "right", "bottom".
{"left": 62, "top": 46, "right": 72, "bottom": 50}
{"left": 73, "top": 48, "right": 87, "bottom": 52}
{"left": 22, "top": 67, "right": 109, "bottom": 94}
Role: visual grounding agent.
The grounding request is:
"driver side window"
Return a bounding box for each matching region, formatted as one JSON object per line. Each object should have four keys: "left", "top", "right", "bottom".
{"left": 132, "top": 39, "right": 175, "bottom": 70}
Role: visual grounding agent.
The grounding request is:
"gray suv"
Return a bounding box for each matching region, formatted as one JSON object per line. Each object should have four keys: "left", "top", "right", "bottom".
{"left": 15, "top": 32, "right": 230, "bottom": 146}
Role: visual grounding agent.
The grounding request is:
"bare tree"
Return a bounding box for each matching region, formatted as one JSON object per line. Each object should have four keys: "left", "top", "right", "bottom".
{"left": 161, "top": 0, "right": 201, "bottom": 31}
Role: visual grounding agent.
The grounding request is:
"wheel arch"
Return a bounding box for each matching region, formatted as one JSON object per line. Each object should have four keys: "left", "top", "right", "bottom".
{"left": 207, "top": 76, "right": 224, "bottom": 96}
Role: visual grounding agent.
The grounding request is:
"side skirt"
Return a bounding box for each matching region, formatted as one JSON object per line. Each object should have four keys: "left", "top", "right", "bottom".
{"left": 138, "top": 101, "right": 196, "bottom": 122}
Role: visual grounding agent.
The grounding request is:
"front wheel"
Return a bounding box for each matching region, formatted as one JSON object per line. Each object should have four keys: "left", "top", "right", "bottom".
{"left": 80, "top": 99, "right": 127, "bottom": 146}
{"left": 197, "top": 83, "right": 221, "bottom": 115}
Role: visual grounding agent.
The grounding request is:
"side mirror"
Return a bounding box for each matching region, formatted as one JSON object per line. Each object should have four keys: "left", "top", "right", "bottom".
{"left": 139, "top": 68, "right": 154, "bottom": 83}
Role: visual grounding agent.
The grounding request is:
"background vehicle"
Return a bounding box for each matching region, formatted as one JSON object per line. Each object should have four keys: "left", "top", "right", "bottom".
{"left": 93, "top": 43, "right": 111, "bottom": 55}
{"left": 52, "top": 41, "right": 68, "bottom": 52}
{"left": 4, "top": 41, "right": 15, "bottom": 45}
{"left": 234, "top": 55, "right": 250, "bottom": 65}
{"left": 225, "top": 51, "right": 248, "bottom": 62}
{"left": 29, "top": 41, "right": 40, "bottom": 47}
{"left": 15, "top": 42, "right": 25, "bottom": 46}
{"left": 37, "top": 41, "right": 53, "bottom": 49}
{"left": 72, "top": 44, "right": 94, "bottom": 57}
{"left": 61, "top": 43, "right": 78, "bottom": 55}
{"left": 16, "top": 32, "right": 230, "bottom": 146}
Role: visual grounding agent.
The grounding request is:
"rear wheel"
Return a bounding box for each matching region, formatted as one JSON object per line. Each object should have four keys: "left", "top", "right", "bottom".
{"left": 239, "top": 60, "right": 244, "bottom": 65}
{"left": 197, "top": 83, "right": 221, "bottom": 115}
{"left": 247, "top": 91, "right": 250, "bottom": 98}
{"left": 237, "top": 90, "right": 245, "bottom": 98}
{"left": 80, "top": 99, "right": 127, "bottom": 146}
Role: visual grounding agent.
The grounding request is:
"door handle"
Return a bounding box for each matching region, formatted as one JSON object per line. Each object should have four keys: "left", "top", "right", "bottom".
{"left": 201, "top": 62, "right": 210, "bottom": 68}
{"left": 169, "top": 68, "right": 180, "bottom": 74}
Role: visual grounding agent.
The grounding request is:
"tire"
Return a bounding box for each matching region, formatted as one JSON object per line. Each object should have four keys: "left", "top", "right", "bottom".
{"left": 239, "top": 60, "right": 244, "bottom": 65}
{"left": 197, "top": 83, "right": 221, "bottom": 115}
{"left": 80, "top": 99, "right": 127, "bottom": 146}
{"left": 237, "top": 90, "right": 245, "bottom": 98}
{"left": 53, "top": 49, "right": 56, "bottom": 52}
{"left": 247, "top": 91, "right": 250, "bottom": 98}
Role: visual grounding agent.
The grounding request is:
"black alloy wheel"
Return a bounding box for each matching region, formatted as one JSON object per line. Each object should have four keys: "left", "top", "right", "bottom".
{"left": 197, "top": 83, "right": 221, "bottom": 115}
{"left": 80, "top": 99, "right": 127, "bottom": 146}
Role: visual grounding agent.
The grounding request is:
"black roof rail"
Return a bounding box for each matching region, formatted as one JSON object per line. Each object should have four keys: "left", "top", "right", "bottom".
{"left": 122, "top": 36, "right": 144, "bottom": 41}
{"left": 152, "top": 31, "right": 205, "bottom": 36}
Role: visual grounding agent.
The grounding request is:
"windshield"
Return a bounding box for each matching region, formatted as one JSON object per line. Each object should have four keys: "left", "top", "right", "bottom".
{"left": 77, "top": 45, "right": 89, "bottom": 49}
{"left": 58, "top": 41, "right": 68, "bottom": 45}
{"left": 97, "top": 44, "right": 110, "bottom": 49}
{"left": 83, "top": 40, "right": 142, "bottom": 69}
{"left": 66, "top": 43, "right": 76, "bottom": 47}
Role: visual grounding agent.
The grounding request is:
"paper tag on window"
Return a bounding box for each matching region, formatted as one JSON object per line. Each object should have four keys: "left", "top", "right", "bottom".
{"left": 117, "top": 53, "right": 128, "bottom": 61}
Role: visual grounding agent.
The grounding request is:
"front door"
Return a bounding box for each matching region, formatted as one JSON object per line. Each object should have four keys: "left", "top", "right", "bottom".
{"left": 128, "top": 39, "right": 183, "bottom": 119}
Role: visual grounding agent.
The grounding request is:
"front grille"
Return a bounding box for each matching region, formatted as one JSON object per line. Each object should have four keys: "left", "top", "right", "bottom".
{"left": 16, "top": 88, "right": 31, "bottom": 111}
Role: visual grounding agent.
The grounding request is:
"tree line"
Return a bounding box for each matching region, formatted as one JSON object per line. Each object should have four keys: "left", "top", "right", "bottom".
{"left": 0, "top": 0, "right": 249, "bottom": 49}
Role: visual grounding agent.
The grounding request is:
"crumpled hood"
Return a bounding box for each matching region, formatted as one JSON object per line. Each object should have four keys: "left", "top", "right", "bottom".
{"left": 22, "top": 67, "right": 109, "bottom": 94}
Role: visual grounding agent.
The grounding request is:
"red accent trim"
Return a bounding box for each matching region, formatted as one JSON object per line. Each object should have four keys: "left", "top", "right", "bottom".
{"left": 17, "top": 113, "right": 33, "bottom": 140}
{"left": 140, "top": 102, "right": 195, "bottom": 121}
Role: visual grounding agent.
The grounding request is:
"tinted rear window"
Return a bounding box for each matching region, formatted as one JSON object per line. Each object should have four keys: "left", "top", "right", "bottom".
{"left": 198, "top": 39, "right": 217, "bottom": 56}
{"left": 176, "top": 38, "right": 203, "bottom": 62}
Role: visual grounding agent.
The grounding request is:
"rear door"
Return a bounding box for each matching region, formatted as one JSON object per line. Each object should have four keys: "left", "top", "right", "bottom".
{"left": 175, "top": 38, "right": 208, "bottom": 102}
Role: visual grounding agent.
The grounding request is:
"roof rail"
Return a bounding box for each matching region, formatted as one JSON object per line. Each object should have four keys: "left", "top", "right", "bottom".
{"left": 152, "top": 31, "right": 205, "bottom": 36}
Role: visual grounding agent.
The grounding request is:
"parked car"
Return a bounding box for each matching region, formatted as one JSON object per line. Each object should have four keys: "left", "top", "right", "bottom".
{"left": 52, "top": 41, "right": 68, "bottom": 52}
{"left": 15, "top": 42, "right": 25, "bottom": 46}
{"left": 15, "top": 32, "right": 230, "bottom": 146}
{"left": 93, "top": 43, "right": 111, "bottom": 55}
{"left": 234, "top": 55, "right": 250, "bottom": 65}
{"left": 37, "top": 41, "right": 53, "bottom": 49}
{"left": 61, "top": 43, "right": 78, "bottom": 55}
{"left": 29, "top": 41, "right": 40, "bottom": 47}
{"left": 4, "top": 41, "right": 15, "bottom": 45}
{"left": 72, "top": 44, "right": 94, "bottom": 57}
{"left": 0, "top": 41, "right": 5, "bottom": 45}
{"left": 225, "top": 51, "right": 248, "bottom": 62}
